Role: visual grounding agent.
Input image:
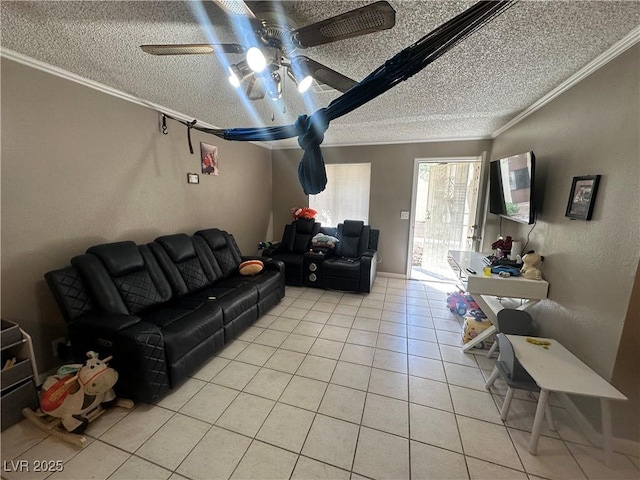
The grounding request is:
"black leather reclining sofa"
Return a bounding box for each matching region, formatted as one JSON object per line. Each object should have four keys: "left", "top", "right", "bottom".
{"left": 263, "top": 219, "right": 379, "bottom": 293}
{"left": 45, "top": 228, "right": 285, "bottom": 403}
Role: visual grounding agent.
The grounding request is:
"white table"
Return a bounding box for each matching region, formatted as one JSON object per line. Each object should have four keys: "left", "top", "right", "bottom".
{"left": 506, "top": 335, "right": 627, "bottom": 465}
{"left": 447, "top": 250, "right": 549, "bottom": 352}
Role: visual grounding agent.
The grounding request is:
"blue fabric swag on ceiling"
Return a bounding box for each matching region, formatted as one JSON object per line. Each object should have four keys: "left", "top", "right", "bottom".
{"left": 166, "top": 0, "right": 516, "bottom": 194}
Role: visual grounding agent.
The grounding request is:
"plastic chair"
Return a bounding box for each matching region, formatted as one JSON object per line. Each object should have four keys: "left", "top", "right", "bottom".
{"left": 486, "top": 333, "right": 555, "bottom": 429}
{"left": 486, "top": 309, "right": 533, "bottom": 358}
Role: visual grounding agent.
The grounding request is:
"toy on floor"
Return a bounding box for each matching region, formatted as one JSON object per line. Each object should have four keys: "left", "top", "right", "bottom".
{"left": 22, "top": 351, "right": 133, "bottom": 447}
{"left": 462, "top": 316, "right": 494, "bottom": 349}
{"left": 446, "top": 291, "right": 485, "bottom": 318}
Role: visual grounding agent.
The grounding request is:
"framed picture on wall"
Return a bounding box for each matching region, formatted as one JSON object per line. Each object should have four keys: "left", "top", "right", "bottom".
{"left": 200, "top": 142, "right": 219, "bottom": 176}
{"left": 565, "top": 175, "right": 601, "bottom": 220}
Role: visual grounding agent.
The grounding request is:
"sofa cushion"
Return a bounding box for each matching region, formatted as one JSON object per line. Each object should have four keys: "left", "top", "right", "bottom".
{"left": 194, "top": 229, "right": 243, "bottom": 277}
{"left": 142, "top": 302, "right": 223, "bottom": 366}
{"left": 151, "top": 235, "right": 213, "bottom": 294}
{"left": 190, "top": 284, "right": 259, "bottom": 325}
{"left": 45, "top": 267, "right": 95, "bottom": 322}
{"left": 323, "top": 258, "right": 362, "bottom": 278}
{"left": 155, "top": 234, "right": 196, "bottom": 263}
{"left": 239, "top": 268, "right": 283, "bottom": 299}
{"left": 88, "top": 241, "right": 143, "bottom": 276}
{"left": 111, "top": 270, "right": 165, "bottom": 314}
{"left": 292, "top": 218, "right": 319, "bottom": 253}
{"left": 337, "top": 221, "right": 369, "bottom": 258}
{"left": 342, "top": 220, "right": 365, "bottom": 237}
{"left": 85, "top": 242, "right": 170, "bottom": 314}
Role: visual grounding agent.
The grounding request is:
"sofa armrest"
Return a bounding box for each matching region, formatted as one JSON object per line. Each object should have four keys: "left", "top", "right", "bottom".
{"left": 70, "top": 312, "right": 141, "bottom": 334}
{"left": 264, "top": 258, "right": 285, "bottom": 274}
{"left": 357, "top": 253, "right": 377, "bottom": 294}
{"left": 241, "top": 256, "right": 286, "bottom": 276}
{"left": 241, "top": 255, "right": 266, "bottom": 262}
{"left": 68, "top": 314, "right": 169, "bottom": 403}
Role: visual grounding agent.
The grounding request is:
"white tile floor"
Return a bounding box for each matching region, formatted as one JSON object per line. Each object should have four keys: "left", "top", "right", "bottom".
{"left": 2, "top": 278, "right": 639, "bottom": 480}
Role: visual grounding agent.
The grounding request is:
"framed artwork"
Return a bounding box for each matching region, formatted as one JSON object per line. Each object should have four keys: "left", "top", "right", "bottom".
{"left": 200, "top": 142, "right": 219, "bottom": 176}
{"left": 565, "top": 175, "right": 601, "bottom": 220}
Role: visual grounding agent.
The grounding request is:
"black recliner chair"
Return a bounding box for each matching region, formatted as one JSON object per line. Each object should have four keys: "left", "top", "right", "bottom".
{"left": 262, "top": 218, "right": 321, "bottom": 286}
{"left": 321, "top": 220, "right": 378, "bottom": 293}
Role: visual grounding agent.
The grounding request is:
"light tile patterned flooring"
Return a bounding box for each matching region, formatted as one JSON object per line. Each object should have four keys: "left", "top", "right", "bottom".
{"left": 2, "top": 278, "right": 639, "bottom": 480}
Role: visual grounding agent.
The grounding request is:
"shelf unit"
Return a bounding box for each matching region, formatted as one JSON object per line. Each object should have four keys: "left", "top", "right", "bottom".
{"left": 447, "top": 250, "right": 549, "bottom": 352}
{"left": 1, "top": 319, "right": 39, "bottom": 430}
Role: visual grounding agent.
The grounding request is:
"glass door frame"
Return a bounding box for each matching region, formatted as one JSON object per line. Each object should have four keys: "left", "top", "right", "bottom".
{"left": 406, "top": 153, "right": 490, "bottom": 279}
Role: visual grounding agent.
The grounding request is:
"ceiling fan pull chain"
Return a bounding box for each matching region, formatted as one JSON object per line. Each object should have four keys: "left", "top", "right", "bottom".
{"left": 187, "top": 119, "right": 197, "bottom": 154}
{"left": 162, "top": 114, "right": 168, "bottom": 135}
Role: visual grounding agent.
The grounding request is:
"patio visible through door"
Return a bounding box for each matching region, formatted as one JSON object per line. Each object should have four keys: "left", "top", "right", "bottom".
{"left": 409, "top": 157, "right": 483, "bottom": 281}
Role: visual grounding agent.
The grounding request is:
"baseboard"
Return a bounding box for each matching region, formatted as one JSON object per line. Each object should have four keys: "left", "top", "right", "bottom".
{"left": 558, "top": 392, "right": 640, "bottom": 456}
{"left": 376, "top": 272, "right": 407, "bottom": 279}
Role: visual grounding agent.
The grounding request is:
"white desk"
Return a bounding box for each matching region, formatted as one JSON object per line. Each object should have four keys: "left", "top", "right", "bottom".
{"left": 447, "top": 250, "right": 549, "bottom": 352}
{"left": 507, "top": 335, "right": 627, "bottom": 464}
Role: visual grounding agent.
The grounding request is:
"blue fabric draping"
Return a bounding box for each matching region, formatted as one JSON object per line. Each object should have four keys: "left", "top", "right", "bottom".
{"left": 164, "top": 0, "right": 516, "bottom": 194}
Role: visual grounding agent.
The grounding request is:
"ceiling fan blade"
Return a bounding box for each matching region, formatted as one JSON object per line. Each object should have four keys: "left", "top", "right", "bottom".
{"left": 292, "top": 56, "right": 357, "bottom": 93}
{"left": 212, "top": 0, "right": 256, "bottom": 18}
{"left": 140, "top": 44, "right": 246, "bottom": 55}
{"left": 292, "top": 1, "right": 395, "bottom": 49}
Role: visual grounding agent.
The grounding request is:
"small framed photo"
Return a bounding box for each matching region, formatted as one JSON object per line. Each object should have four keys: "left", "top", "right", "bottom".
{"left": 200, "top": 142, "right": 219, "bottom": 176}
{"left": 187, "top": 173, "right": 199, "bottom": 184}
{"left": 565, "top": 175, "right": 601, "bottom": 220}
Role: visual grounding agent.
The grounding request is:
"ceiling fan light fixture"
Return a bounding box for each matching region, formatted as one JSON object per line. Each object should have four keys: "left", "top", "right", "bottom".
{"left": 297, "top": 75, "right": 313, "bottom": 93}
{"left": 228, "top": 73, "right": 241, "bottom": 88}
{"left": 228, "top": 61, "right": 252, "bottom": 88}
{"left": 288, "top": 58, "right": 314, "bottom": 93}
{"left": 266, "top": 72, "right": 282, "bottom": 100}
{"left": 246, "top": 47, "right": 268, "bottom": 72}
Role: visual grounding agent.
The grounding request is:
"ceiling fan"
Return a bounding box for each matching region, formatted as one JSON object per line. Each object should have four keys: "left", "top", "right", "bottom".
{"left": 140, "top": 0, "right": 396, "bottom": 101}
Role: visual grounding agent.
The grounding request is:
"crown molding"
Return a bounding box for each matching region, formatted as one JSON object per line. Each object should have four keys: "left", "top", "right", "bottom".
{"left": 0, "top": 48, "right": 274, "bottom": 150}
{"left": 274, "top": 135, "right": 493, "bottom": 150}
{"left": 492, "top": 26, "right": 640, "bottom": 138}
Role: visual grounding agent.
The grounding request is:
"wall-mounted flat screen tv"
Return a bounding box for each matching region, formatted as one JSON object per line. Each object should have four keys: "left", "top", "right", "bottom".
{"left": 489, "top": 151, "right": 536, "bottom": 225}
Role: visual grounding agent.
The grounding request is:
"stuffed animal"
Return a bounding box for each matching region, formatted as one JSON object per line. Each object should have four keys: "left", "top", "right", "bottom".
{"left": 520, "top": 251, "right": 544, "bottom": 280}
{"left": 291, "top": 207, "right": 317, "bottom": 220}
{"left": 38, "top": 351, "right": 119, "bottom": 433}
{"left": 462, "top": 316, "right": 493, "bottom": 349}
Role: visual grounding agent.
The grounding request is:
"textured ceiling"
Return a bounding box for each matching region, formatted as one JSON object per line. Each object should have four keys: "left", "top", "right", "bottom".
{"left": 1, "top": 1, "right": 638, "bottom": 148}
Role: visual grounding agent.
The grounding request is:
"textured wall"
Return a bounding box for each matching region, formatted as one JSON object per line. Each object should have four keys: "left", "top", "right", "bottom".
{"left": 272, "top": 140, "right": 492, "bottom": 275}
{"left": 1, "top": 58, "right": 273, "bottom": 374}
{"left": 488, "top": 45, "right": 639, "bottom": 441}
{"left": 611, "top": 260, "right": 640, "bottom": 444}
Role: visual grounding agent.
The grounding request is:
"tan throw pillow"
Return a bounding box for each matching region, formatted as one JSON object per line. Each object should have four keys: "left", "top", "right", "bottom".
{"left": 239, "top": 260, "right": 264, "bottom": 275}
